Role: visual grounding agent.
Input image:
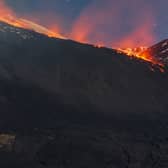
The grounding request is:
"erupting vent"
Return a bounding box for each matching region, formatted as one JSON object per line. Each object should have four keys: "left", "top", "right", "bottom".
{"left": 117, "top": 47, "right": 164, "bottom": 67}
{"left": 0, "top": 15, "right": 165, "bottom": 70}
{"left": 0, "top": 0, "right": 166, "bottom": 71}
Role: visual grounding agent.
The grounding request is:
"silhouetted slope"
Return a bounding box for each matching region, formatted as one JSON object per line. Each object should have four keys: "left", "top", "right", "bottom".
{"left": 0, "top": 22, "right": 168, "bottom": 168}
{"left": 0, "top": 22, "right": 167, "bottom": 116}
{"left": 144, "top": 39, "right": 168, "bottom": 65}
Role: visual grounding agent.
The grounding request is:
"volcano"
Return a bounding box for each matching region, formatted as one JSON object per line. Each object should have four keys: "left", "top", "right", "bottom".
{"left": 0, "top": 21, "right": 168, "bottom": 167}
{"left": 0, "top": 14, "right": 163, "bottom": 66}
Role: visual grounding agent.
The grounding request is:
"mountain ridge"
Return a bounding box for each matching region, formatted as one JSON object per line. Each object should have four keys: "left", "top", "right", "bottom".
{"left": 0, "top": 21, "right": 167, "bottom": 168}
{"left": 0, "top": 21, "right": 166, "bottom": 116}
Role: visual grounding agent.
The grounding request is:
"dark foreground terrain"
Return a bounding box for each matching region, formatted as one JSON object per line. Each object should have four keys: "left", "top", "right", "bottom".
{"left": 0, "top": 22, "right": 168, "bottom": 167}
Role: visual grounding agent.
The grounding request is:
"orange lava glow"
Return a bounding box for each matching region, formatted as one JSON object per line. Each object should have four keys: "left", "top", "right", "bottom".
{"left": 0, "top": 0, "right": 165, "bottom": 69}
{"left": 69, "top": 0, "right": 164, "bottom": 67}
{"left": 117, "top": 47, "right": 164, "bottom": 67}
{"left": 0, "top": 1, "right": 66, "bottom": 39}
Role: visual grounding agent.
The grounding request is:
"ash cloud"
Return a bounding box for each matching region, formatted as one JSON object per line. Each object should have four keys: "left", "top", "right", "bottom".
{"left": 4, "top": 0, "right": 168, "bottom": 47}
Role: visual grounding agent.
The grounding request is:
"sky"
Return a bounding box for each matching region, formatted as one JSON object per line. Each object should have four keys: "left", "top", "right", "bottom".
{"left": 5, "top": 0, "right": 90, "bottom": 30}
{"left": 4, "top": 0, "right": 168, "bottom": 47}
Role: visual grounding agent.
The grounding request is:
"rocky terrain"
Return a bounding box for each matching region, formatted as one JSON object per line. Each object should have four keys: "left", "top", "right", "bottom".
{"left": 0, "top": 21, "right": 167, "bottom": 167}
{"left": 143, "top": 39, "right": 168, "bottom": 65}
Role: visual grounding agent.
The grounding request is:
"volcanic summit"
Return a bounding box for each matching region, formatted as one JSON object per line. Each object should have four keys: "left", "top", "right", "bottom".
{"left": 0, "top": 20, "right": 167, "bottom": 168}
{"left": 0, "top": 20, "right": 166, "bottom": 115}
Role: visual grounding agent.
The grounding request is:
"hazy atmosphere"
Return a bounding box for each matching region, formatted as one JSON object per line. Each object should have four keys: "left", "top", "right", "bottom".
{"left": 5, "top": 0, "right": 168, "bottom": 47}
{"left": 0, "top": 1, "right": 168, "bottom": 167}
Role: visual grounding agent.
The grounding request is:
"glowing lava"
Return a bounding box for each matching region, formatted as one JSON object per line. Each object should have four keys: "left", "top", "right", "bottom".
{"left": 0, "top": 16, "right": 66, "bottom": 39}
{"left": 0, "top": 14, "right": 164, "bottom": 68}
{"left": 117, "top": 47, "right": 164, "bottom": 68}
{"left": 0, "top": 0, "right": 65, "bottom": 39}
{"left": 0, "top": 0, "right": 165, "bottom": 69}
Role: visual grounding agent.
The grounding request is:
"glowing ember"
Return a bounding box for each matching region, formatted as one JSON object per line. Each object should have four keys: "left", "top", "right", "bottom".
{"left": 0, "top": 14, "right": 164, "bottom": 68}
{"left": 117, "top": 47, "right": 164, "bottom": 67}
{"left": 117, "top": 47, "right": 148, "bottom": 60}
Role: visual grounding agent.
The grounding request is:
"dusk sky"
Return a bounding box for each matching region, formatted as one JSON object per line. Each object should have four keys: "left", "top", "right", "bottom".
{"left": 4, "top": 0, "right": 168, "bottom": 47}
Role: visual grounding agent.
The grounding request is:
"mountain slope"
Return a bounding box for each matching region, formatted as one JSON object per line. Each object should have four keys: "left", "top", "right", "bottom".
{"left": 0, "top": 22, "right": 168, "bottom": 168}
{"left": 0, "top": 21, "right": 167, "bottom": 117}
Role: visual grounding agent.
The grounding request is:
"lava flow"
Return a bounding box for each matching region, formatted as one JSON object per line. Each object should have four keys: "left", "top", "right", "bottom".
{"left": 0, "top": 14, "right": 163, "bottom": 68}
{"left": 117, "top": 47, "right": 164, "bottom": 67}
{"left": 0, "top": 0, "right": 66, "bottom": 39}
{"left": 0, "top": 15, "right": 66, "bottom": 39}
{"left": 1, "top": 15, "right": 164, "bottom": 68}
{"left": 0, "top": 0, "right": 165, "bottom": 69}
